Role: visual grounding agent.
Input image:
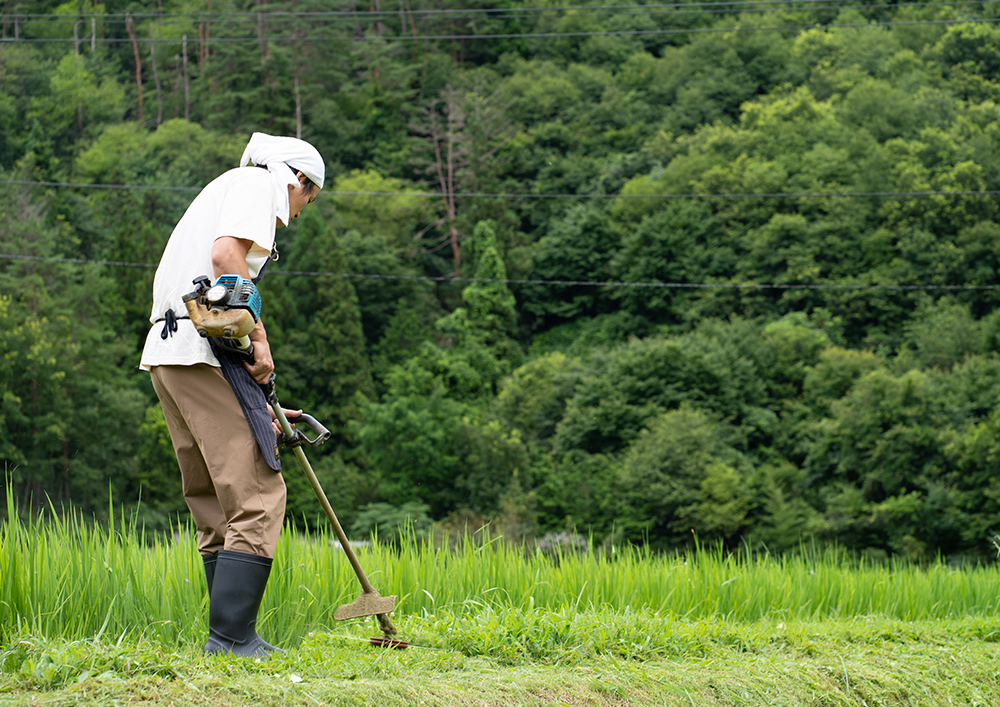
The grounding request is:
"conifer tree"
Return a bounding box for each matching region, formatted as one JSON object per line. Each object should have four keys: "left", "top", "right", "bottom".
{"left": 463, "top": 220, "right": 519, "bottom": 350}
{"left": 427, "top": 220, "right": 522, "bottom": 400}
{"left": 269, "top": 209, "right": 373, "bottom": 445}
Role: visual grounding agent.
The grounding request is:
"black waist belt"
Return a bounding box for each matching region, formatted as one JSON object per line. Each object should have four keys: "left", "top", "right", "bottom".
{"left": 209, "top": 338, "right": 281, "bottom": 472}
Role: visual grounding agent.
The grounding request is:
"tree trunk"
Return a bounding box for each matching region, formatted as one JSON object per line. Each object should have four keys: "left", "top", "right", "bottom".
{"left": 373, "top": 0, "right": 383, "bottom": 37}
{"left": 257, "top": 0, "right": 268, "bottom": 65}
{"left": 61, "top": 434, "right": 70, "bottom": 503}
{"left": 429, "top": 107, "right": 460, "bottom": 275}
{"left": 370, "top": 0, "right": 381, "bottom": 79}
{"left": 446, "top": 101, "right": 460, "bottom": 274}
{"left": 150, "top": 26, "right": 163, "bottom": 127}
{"left": 182, "top": 34, "right": 190, "bottom": 121}
{"left": 126, "top": 13, "right": 143, "bottom": 124}
{"left": 75, "top": 19, "right": 83, "bottom": 135}
{"left": 350, "top": 0, "right": 362, "bottom": 37}
{"left": 402, "top": 0, "right": 418, "bottom": 45}
{"left": 295, "top": 75, "right": 302, "bottom": 139}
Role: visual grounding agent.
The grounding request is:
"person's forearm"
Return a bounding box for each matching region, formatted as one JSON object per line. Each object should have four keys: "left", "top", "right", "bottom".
{"left": 211, "top": 236, "right": 274, "bottom": 383}
{"left": 245, "top": 317, "right": 274, "bottom": 383}
{"left": 244, "top": 287, "right": 273, "bottom": 384}
{"left": 249, "top": 317, "right": 267, "bottom": 344}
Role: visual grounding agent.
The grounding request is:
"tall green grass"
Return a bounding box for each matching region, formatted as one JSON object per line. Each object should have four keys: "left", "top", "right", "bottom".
{"left": 3, "top": 489, "right": 1000, "bottom": 648}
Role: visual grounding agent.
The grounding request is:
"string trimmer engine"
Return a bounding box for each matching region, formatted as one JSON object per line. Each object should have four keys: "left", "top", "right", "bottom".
{"left": 182, "top": 274, "right": 262, "bottom": 352}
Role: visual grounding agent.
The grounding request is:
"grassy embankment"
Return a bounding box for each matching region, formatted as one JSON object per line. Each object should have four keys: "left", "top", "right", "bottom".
{"left": 2, "top": 501, "right": 1000, "bottom": 705}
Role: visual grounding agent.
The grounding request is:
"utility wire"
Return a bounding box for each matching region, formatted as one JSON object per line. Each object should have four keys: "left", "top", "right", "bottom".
{"left": 4, "top": 180, "right": 999, "bottom": 200}
{"left": 0, "top": 5, "right": 916, "bottom": 28}
{"left": 3, "top": 0, "right": 984, "bottom": 25}
{"left": 3, "top": 15, "right": 998, "bottom": 43}
{"left": 1, "top": 180, "right": 199, "bottom": 193}
{"left": 320, "top": 189, "right": 1000, "bottom": 199}
{"left": 0, "top": 0, "right": 928, "bottom": 21}
{"left": 2, "top": 253, "right": 997, "bottom": 291}
{"left": 0, "top": 253, "right": 156, "bottom": 270}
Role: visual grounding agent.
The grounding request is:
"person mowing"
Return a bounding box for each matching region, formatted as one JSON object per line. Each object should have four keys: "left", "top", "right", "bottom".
{"left": 139, "top": 132, "right": 324, "bottom": 658}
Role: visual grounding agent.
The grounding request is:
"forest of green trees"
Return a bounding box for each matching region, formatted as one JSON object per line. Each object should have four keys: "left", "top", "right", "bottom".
{"left": 5, "top": 0, "right": 1000, "bottom": 562}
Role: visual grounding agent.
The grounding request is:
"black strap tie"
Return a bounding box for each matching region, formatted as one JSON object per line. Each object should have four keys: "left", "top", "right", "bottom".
{"left": 157, "top": 308, "right": 189, "bottom": 339}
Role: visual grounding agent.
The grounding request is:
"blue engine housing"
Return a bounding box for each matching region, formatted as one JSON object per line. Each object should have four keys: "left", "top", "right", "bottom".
{"left": 213, "top": 274, "right": 262, "bottom": 322}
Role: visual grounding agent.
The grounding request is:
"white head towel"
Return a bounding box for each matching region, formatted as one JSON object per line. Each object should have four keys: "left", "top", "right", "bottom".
{"left": 239, "top": 132, "right": 326, "bottom": 225}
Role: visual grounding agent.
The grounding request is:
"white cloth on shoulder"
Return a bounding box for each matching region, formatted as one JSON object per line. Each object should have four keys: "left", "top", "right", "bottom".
{"left": 239, "top": 132, "right": 325, "bottom": 226}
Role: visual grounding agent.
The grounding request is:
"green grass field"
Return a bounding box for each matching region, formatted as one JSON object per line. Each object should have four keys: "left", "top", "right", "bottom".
{"left": 3, "top": 502, "right": 1000, "bottom": 705}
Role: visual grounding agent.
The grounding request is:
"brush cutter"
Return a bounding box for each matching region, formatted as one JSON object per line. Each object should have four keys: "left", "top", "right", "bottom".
{"left": 261, "top": 376, "right": 399, "bottom": 639}
{"left": 183, "top": 274, "right": 262, "bottom": 354}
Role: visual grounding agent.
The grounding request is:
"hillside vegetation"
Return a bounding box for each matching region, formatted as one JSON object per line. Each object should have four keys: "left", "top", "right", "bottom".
{"left": 4, "top": 1, "right": 1000, "bottom": 560}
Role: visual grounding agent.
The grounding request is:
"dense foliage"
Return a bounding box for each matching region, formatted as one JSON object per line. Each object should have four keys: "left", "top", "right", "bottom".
{"left": 5, "top": 0, "right": 1000, "bottom": 561}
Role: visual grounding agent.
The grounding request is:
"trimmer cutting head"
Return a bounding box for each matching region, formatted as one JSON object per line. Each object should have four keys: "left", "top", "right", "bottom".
{"left": 334, "top": 591, "right": 397, "bottom": 622}
{"left": 335, "top": 590, "right": 399, "bottom": 637}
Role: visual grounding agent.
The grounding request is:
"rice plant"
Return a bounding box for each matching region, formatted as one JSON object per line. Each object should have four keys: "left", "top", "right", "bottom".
{"left": 3, "top": 487, "right": 1000, "bottom": 650}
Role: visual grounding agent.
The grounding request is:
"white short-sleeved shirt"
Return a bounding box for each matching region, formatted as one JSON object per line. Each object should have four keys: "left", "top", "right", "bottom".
{"left": 140, "top": 167, "right": 282, "bottom": 370}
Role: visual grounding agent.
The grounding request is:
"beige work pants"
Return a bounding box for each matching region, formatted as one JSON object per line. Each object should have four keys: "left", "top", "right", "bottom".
{"left": 150, "top": 364, "right": 285, "bottom": 558}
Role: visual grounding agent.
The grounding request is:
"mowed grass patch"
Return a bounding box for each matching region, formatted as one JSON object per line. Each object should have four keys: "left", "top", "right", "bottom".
{"left": 2, "top": 615, "right": 1000, "bottom": 706}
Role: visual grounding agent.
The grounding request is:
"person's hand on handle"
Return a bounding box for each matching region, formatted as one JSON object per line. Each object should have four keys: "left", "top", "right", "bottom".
{"left": 244, "top": 320, "right": 274, "bottom": 384}
{"left": 269, "top": 404, "right": 302, "bottom": 435}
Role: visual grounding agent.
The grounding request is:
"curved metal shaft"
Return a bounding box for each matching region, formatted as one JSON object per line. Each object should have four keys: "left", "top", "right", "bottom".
{"left": 267, "top": 385, "right": 398, "bottom": 637}
{"left": 270, "top": 402, "right": 373, "bottom": 591}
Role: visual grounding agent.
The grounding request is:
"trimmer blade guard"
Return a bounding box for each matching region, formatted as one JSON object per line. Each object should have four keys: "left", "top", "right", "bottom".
{"left": 334, "top": 591, "right": 397, "bottom": 620}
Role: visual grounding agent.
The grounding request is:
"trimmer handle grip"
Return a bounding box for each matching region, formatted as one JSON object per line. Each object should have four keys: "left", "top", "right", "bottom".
{"left": 261, "top": 376, "right": 331, "bottom": 449}
{"left": 294, "top": 413, "right": 331, "bottom": 447}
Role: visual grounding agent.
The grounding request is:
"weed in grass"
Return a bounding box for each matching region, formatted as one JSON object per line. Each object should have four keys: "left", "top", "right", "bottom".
{"left": 1, "top": 631, "right": 184, "bottom": 691}
{"left": 5, "top": 617, "right": 1000, "bottom": 705}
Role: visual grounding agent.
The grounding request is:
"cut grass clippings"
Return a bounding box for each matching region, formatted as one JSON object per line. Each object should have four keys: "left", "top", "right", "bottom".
{"left": 2, "top": 615, "right": 1000, "bottom": 706}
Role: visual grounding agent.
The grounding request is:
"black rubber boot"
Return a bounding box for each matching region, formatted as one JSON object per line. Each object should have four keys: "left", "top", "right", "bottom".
{"left": 202, "top": 552, "right": 219, "bottom": 595}
{"left": 203, "top": 550, "right": 281, "bottom": 658}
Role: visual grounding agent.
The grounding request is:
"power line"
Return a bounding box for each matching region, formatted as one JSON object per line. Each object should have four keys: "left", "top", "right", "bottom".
{"left": 4, "top": 0, "right": 983, "bottom": 25}
{"left": 0, "top": 4, "right": 905, "bottom": 30}
{"left": 4, "top": 180, "right": 1000, "bottom": 200}
{"left": 276, "top": 269, "right": 1000, "bottom": 290}
{"left": 448, "top": 0, "right": 999, "bottom": 21}
{"left": 3, "top": 15, "right": 998, "bottom": 44}
{"left": 0, "top": 253, "right": 155, "bottom": 270}
{"left": 322, "top": 189, "right": 1000, "bottom": 199}
{"left": 1, "top": 180, "right": 199, "bottom": 193}
{"left": 2, "top": 253, "right": 998, "bottom": 291}
{"left": 0, "top": 0, "right": 917, "bottom": 22}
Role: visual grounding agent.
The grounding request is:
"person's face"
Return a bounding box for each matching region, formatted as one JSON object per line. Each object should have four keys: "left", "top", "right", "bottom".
{"left": 279, "top": 172, "right": 317, "bottom": 227}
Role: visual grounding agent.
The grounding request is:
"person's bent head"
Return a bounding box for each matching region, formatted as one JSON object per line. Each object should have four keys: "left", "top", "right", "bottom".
{"left": 286, "top": 169, "right": 320, "bottom": 224}
{"left": 240, "top": 132, "right": 325, "bottom": 227}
